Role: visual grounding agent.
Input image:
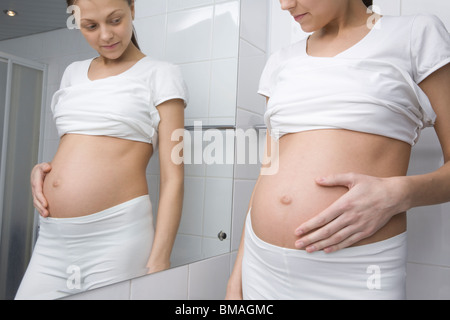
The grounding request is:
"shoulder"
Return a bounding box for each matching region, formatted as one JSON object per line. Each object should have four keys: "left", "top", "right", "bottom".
{"left": 263, "top": 38, "right": 307, "bottom": 74}
{"left": 64, "top": 57, "right": 92, "bottom": 73}
{"left": 270, "top": 38, "right": 307, "bottom": 62}
{"left": 409, "top": 13, "right": 449, "bottom": 40}
{"left": 138, "top": 57, "right": 188, "bottom": 104}
{"left": 133, "top": 57, "right": 184, "bottom": 81}
{"left": 381, "top": 14, "right": 447, "bottom": 34}
{"left": 59, "top": 58, "right": 92, "bottom": 88}
{"left": 410, "top": 13, "right": 447, "bottom": 28}
{"left": 139, "top": 57, "right": 180, "bottom": 73}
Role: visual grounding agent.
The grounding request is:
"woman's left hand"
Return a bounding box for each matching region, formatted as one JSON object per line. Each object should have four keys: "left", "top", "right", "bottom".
{"left": 294, "top": 173, "right": 410, "bottom": 253}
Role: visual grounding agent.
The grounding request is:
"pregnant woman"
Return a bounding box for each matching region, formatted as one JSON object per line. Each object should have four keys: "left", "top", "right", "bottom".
{"left": 227, "top": 0, "right": 450, "bottom": 299}
{"left": 15, "top": 0, "right": 188, "bottom": 299}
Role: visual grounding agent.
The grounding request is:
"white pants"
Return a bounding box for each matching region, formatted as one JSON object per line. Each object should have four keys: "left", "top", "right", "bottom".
{"left": 15, "top": 195, "right": 154, "bottom": 300}
{"left": 242, "top": 209, "right": 407, "bottom": 300}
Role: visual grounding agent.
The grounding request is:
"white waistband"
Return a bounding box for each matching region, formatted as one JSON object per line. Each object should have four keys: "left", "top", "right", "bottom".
{"left": 243, "top": 209, "right": 407, "bottom": 299}
{"left": 245, "top": 208, "right": 407, "bottom": 259}
{"left": 41, "top": 194, "right": 151, "bottom": 225}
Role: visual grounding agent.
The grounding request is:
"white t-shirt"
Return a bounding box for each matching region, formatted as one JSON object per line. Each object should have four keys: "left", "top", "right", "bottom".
{"left": 51, "top": 56, "right": 189, "bottom": 150}
{"left": 259, "top": 14, "right": 450, "bottom": 146}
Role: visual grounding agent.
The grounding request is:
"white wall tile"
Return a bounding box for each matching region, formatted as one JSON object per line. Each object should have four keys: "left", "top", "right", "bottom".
{"left": 269, "top": 0, "right": 298, "bottom": 53}
{"left": 203, "top": 177, "right": 233, "bottom": 238}
{"left": 134, "top": 15, "right": 167, "bottom": 59}
{"left": 407, "top": 203, "right": 450, "bottom": 268}
{"left": 168, "top": 0, "right": 214, "bottom": 12}
{"left": 240, "top": 0, "right": 268, "bottom": 51}
{"left": 166, "top": 6, "right": 213, "bottom": 63}
{"left": 146, "top": 174, "right": 160, "bottom": 221}
{"left": 209, "top": 58, "right": 238, "bottom": 119}
{"left": 188, "top": 254, "right": 230, "bottom": 299}
{"left": 130, "top": 265, "right": 189, "bottom": 300}
{"left": 204, "top": 130, "right": 235, "bottom": 178}
{"left": 202, "top": 237, "right": 230, "bottom": 258}
{"left": 236, "top": 106, "right": 264, "bottom": 129}
{"left": 236, "top": 53, "right": 266, "bottom": 114}
{"left": 234, "top": 111, "right": 264, "bottom": 184}
{"left": 179, "top": 176, "right": 205, "bottom": 236}
{"left": 179, "top": 61, "right": 211, "bottom": 119}
{"left": 212, "top": 1, "right": 240, "bottom": 59}
{"left": 146, "top": 149, "right": 160, "bottom": 175}
{"left": 171, "top": 234, "right": 203, "bottom": 267}
{"left": 135, "top": 0, "right": 167, "bottom": 18}
{"left": 406, "top": 263, "right": 450, "bottom": 300}
{"left": 401, "top": 0, "right": 450, "bottom": 30}
{"left": 239, "top": 38, "right": 264, "bottom": 57}
{"left": 373, "top": 0, "right": 401, "bottom": 16}
{"left": 231, "top": 179, "right": 257, "bottom": 251}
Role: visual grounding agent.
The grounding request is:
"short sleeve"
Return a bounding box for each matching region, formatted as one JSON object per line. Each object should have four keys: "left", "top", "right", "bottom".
{"left": 411, "top": 14, "right": 450, "bottom": 84}
{"left": 59, "top": 62, "right": 75, "bottom": 90}
{"left": 258, "top": 51, "right": 282, "bottom": 98}
{"left": 151, "top": 64, "right": 189, "bottom": 108}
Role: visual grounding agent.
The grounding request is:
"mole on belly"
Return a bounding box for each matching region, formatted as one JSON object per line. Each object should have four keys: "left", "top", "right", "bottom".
{"left": 280, "top": 195, "right": 292, "bottom": 205}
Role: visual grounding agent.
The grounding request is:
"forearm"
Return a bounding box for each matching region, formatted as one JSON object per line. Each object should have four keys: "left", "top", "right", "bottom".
{"left": 403, "top": 159, "right": 450, "bottom": 210}
{"left": 148, "top": 179, "right": 184, "bottom": 264}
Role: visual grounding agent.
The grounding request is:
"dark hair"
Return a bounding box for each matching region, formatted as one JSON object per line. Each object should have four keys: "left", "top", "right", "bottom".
{"left": 66, "top": 0, "right": 140, "bottom": 50}
{"left": 362, "top": 0, "right": 373, "bottom": 8}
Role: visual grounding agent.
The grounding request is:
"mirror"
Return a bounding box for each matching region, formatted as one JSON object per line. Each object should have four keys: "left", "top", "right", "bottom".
{"left": 0, "top": 0, "right": 240, "bottom": 299}
{"left": 134, "top": 0, "right": 239, "bottom": 269}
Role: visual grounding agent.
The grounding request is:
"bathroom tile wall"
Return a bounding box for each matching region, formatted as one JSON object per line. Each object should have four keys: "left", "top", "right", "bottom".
{"left": 6, "top": 0, "right": 446, "bottom": 301}
{"left": 0, "top": 0, "right": 269, "bottom": 299}
{"left": 0, "top": 0, "right": 237, "bottom": 270}
{"left": 269, "top": 0, "right": 450, "bottom": 300}
{"left": 134, "top": 0, "right": 240, "bottom": 126}
{"left": 134, "top": 0, "right": 241, "bottom": 269}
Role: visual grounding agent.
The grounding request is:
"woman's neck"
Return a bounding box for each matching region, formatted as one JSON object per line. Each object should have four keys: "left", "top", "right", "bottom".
{"left": 98, "top": 43, "right": 144, "bottom": 66}
{"left": 318, "top": 1, "right": 373, "bottom": 39}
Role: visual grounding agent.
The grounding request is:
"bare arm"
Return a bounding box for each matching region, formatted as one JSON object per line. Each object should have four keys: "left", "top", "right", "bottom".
{"left": 404, "top": 64, "right": 450, "bottom": 207}
{"left": 146, "top": 99, "right": 185, "bottom": 274}
{"left": 294, "top": 64, "right": 450, "bottom": 253}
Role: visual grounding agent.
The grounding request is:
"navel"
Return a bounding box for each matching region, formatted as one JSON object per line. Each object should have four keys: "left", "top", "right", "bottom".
{"left": 280, "top": 195, "right": 292, "bottom": 205}
{"left": 52, "top": 179, "right": 61, "bottom": 188}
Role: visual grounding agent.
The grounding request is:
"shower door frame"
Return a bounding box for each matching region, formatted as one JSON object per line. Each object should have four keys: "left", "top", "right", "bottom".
{"left": 0, "top": 51, "right": 48, "bottom": 250}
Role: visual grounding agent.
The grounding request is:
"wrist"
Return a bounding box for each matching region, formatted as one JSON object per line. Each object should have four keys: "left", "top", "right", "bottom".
{"left": 390, "top": 176, "right": 414, "bottom": 213}
{"left": 226, "top": 279, "right": 242, "bottom": 297}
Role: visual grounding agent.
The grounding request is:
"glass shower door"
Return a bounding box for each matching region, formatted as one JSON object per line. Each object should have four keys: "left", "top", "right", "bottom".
{"left": 0, "top": 57, "right": 44, "bottom": 300}
{"left": 0, "top": 59, "right": 6, "bottom": 176}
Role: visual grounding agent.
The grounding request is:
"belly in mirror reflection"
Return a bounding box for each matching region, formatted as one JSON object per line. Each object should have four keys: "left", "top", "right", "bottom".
{"left": 4, "top": 0, "right": 240, "bottom": 300}
{"left": 40, "top": 135, "right": 157, "bottom": 296}
{"left": 17, "top": 81, "right": 187, "bottom": 300}
{"left": 15, "top": 0, "right": 190, "bottom": 298}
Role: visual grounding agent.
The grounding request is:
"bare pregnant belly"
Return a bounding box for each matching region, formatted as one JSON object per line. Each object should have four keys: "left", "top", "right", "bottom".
{"left": 43, "top": 135, "right": 152, "bottom": 218}
{"left": 250, "top": 129, "right": 411, "bottom": 249}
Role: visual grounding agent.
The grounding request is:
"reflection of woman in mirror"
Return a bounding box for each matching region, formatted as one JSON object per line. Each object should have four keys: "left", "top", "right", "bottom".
{"left": 227, "top": 0, "right": 450, "bottom": 299}
{"left": 15, "top": 0, "right": 188, "bottom": 300}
